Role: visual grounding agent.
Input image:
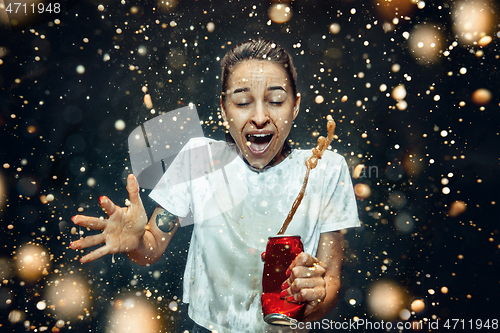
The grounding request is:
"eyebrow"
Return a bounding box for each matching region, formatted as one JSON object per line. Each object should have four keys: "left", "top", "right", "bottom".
{"left": 232, "top": 86, "right": 286, "bottom": 94}
{"left": 267, "top": 86, "right": 286, "bottom": 92}
{"left": 232, "top": 87, "right": 249, "bottom": 94}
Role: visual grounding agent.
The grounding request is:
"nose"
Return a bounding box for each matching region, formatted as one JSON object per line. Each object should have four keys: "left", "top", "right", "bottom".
{"left": 250, "top": 101, "right": 270, "bottom": 128}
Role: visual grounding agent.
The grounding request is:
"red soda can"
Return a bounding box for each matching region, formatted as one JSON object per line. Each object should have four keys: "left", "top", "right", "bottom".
{"left": 261, "top": 235, "right": 306, "bottom": 325}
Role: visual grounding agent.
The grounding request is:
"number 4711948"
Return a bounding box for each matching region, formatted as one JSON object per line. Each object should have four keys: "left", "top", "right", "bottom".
{"left": 443, "top": 319, "right": 498, "bottom": 330}
{"left": 5, "top": 2, "right": 61, "bottom": 14}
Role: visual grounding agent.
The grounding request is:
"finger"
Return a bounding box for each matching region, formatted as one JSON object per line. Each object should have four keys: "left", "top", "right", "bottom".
{"left": 99, "top": 196, "right": 117, "bottom": 216}
{"left": 287, "top": 253, "right": 322, "bottom": 276}
{"left": 72, "top": 215, "right": 107, "bottom": 230}
{"left": 70, "top": 233, "right": 105, "bottom": 250}
{"left": 291, "top": 252, "right": 320, "bottom": 269}
{"left": 289, "top": 277, "right": 325, "bottom": 294}
{"left": 286, "top": 286, "right": 326, "bottom": 304}
{"left": 126, "top": 174, "right": 142, "bottom": 206}
{"left": 280, "top": 277, "right": 325, "bottom": 298}
{"left": 80, "top": 245, "right": 111, "bottom": 263}
{"left": 289, "top": 264, "right": 326, "bottom": 280}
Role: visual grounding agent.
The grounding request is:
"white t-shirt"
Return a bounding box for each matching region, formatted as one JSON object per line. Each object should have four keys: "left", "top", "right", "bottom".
{"left": 149, "top": 137, "right": 359, "bottom": 333}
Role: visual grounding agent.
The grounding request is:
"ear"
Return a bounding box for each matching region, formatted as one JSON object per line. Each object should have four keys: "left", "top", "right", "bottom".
{"left": 292, "top": 93, "right": 301, "bottom": 120}
{"left": 220, "top": 95, "right": 228, "bottom": 122}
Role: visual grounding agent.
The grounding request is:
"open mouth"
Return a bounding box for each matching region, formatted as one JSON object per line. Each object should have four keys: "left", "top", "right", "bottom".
{"left": 245, "top": 133, "right": 274, "bottom": 155}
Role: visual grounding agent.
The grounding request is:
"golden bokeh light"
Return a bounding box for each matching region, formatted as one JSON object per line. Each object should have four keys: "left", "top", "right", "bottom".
{"left": 47, "top": 276, "right": 91, "bottom": 318}
{"left": 354, "top": 183, "right": 372, "bottom": 199}
{"left": 408, "top": 24, "right": 443, "bottom": 64}
{"left": 329, "top": 23, "right": 341, "bottom": 34}
{"left": 410, "top": 298, "right": 426, "bottom": 313}
{"left": 373, "top": 0, "right": 418, "bottom": 22}
{"left": 8, "top": 309, "right": 24, "bottom": 324}
{"left": 452, "top": 0, "right": 496, "bottom": 45}
{"left": 268, "top": 4, "right": 293, "bottom": 24}
{"left": 448, "top": 200, "right": 467, "bottom": 217}
{"left": 107, "top": 297, "right": 161, "bottom": 333}
{"left": 15, "top": 244, "right": 50, "bottom": 282}
{"left": 471, "top": 88, "right": 492, "bottom": 105}
{"left": 402, "top": 154, "right": 424, "bottom": 177}
{"left": 144, "top": 94, "right": 153, "bottom": 109}
{"left": 478, "top": 35, "right": 493, "bottom": 47}
{"left": 367, "top": 279, "right": 406, "bottom": 320}
{"left": 353, "top": 164, "right": 366, "bottom": 179}
{"left": 156, "top": 0, "right": 178, "bottom": 13}
{"left": 391, "top": 84, "right": 407, "bottom": 101}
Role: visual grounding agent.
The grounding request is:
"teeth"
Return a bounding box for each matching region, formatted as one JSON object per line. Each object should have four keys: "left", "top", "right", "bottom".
{"left": 247, "top": 133, "right": 271, "bottom": 138}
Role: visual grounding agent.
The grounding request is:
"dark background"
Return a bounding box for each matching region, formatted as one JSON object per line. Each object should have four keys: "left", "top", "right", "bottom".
{"left": 1, "top": 0, "right": 499, "bottom": 332}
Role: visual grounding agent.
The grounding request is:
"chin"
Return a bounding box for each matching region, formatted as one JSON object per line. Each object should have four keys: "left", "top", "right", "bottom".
{"left": 245, "top": 149, "right": 283, "bottom": 170}
{"left": 245, "top": 156, "right": 270, "bottom": 170}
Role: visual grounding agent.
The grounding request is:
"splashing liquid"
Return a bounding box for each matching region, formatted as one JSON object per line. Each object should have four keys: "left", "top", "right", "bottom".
{"left": 277, "top": 116, "right": 336, "bottom": 235}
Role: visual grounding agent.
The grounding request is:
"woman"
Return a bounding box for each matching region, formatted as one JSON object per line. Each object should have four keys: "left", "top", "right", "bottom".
{"left": 70, "top": 38, "right": 359, "bottom": 332}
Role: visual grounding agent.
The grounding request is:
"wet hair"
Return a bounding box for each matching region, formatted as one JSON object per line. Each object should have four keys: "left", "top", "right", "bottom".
{"left": 220, "top": 38, "right": 298, "bottom": 105}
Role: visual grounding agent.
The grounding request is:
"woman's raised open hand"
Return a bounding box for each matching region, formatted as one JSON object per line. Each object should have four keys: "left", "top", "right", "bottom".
{"left": 70, "top": 174, "right": 148, "bottom": 263}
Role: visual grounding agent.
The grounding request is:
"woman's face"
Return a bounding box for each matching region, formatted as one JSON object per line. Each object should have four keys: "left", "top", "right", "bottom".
{"left": 221, "top": 60, "right": 300, "bottom": 170}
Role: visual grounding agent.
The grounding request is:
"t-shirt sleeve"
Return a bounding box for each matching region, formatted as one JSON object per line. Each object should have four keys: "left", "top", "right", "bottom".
{"left": 319, "top": 155, "right": 360, "bottom": 233}
{"left": 148, "top": 141, "right": 194, "bottom": 218}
